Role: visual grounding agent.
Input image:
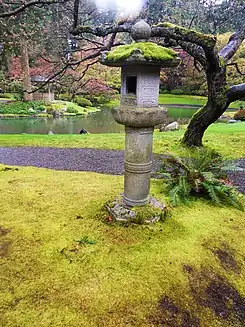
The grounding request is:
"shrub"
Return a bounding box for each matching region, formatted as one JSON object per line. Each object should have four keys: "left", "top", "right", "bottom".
{"left": 0, "top": 101, "right": 49, "bottom": 115}
{"left": 57, "top": 93, "right": 72, "bottom": 101}
{"left": 1, "top": 93, "right": 13, "bottom": 99}
{"left": 85, "top": 94, "right": 111, "bottom": 105}
{"left": 45, "top": 105, "right": 55, "bottom": 114}
{"left": 36, "top": 105, "right": 46, "bottom": 112}
{"left": 233, "top": 109, "right": 245, "bottom": 121}
{"left": 12, "top": 93, "right": 23, "bottom": 101}
{"left": 170, "top": 88, "right": 184, "bottom": 95}
{"left": 160, "top": 148, "right": 243, "bottom": 210}
{"left": 0, "top": 101, "right": 33, "bottom": 115}
{"left": 8, "top": 80, "right": 23, "bottom": 94}
{"left": 160, "top": 89, "right": 170, "bottom": 94}
{"left": 74, "top": 96, "right": 92, "bottom": 107}
{"left": 66, "top": 107, "right": 78, "bottom": 113}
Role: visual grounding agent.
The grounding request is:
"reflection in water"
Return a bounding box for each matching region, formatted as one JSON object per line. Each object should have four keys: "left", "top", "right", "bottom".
{"left": 0, "top": 107, "right": 198, "bottom": 134}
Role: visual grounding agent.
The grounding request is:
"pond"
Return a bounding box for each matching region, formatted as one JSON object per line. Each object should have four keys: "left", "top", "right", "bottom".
{"left": 0, "top": 106, "right": 198, "bottom": 134}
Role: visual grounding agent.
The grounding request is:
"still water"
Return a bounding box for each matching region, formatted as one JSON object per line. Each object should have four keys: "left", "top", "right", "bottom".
{"left": 0, "top": 107, "right": 197, "bottom": 134}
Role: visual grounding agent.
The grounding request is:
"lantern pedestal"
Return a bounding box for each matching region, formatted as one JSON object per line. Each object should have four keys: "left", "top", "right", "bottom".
{"left": 112, "top": 106, "right": 168, "bottom": 208}
{"left": 124, "top": 126, "right": 153, "bottom": 207}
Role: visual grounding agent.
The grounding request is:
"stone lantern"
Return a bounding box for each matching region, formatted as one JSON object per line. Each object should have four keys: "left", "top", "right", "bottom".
{"left": 101, "top": 20, "right": 180, "bottom": 222}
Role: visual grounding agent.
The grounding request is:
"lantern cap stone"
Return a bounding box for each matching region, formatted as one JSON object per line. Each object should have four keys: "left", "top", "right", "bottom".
{"left": 100, "top": 42, "right": 180, "bottom": 67}
{"left": 131, "top": 20, "right": 151, "bottom": 42}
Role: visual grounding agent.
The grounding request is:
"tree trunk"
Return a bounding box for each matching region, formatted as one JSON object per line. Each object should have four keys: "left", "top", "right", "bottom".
{"left": 20, "top": 38, "right": 32, "bottom": 101}
{"left": 182, "top": 65, "right": 228, "bottom": 147}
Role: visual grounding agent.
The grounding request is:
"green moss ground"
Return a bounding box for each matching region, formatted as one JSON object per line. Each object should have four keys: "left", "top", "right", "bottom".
{"left": 106, "top": 42, "right": 178, "bottom": 62}
{"left": 0, "top": 165, "right": 244, "bottom": 326}
{"left": 0, "top": 122, "right": 244, "bottom": 159}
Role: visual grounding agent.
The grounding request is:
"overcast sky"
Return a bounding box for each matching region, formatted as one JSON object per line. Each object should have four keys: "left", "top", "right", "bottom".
{"left": 93, "top": 0, "right": 225, "bottom": 17}
{"left": 94, "top": 0, "right": 144, "bottom": 16}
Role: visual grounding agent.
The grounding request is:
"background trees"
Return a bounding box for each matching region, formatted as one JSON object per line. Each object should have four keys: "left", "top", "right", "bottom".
{"left": 1, "top": 0, "right": 245, "bottom": 146}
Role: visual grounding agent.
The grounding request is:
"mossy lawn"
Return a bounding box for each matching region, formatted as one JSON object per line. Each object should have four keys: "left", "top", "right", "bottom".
{"left": 0, "top": 165, "right": 244, "bottom": 326}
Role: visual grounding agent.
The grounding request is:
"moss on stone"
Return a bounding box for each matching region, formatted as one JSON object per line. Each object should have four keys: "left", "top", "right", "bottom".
{"left": 106, "top": 42, "right": 178, "bottom": 62}
{"left": 131, "top": 205, "right": 165, "bottom": 224}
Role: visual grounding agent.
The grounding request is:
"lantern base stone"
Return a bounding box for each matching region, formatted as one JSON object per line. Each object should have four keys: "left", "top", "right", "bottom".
{"left": 106, "top": 195, "right": 166, "bottom": 224}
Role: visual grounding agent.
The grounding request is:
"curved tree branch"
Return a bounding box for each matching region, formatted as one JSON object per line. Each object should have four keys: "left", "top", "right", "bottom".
{"left": 72, "top": 24, "right": 132, "bottom": 37}
{"left": 73, "top": 21, "right": 217, "bottom": 58}
{"left": 159, "top": 37, "right": 207, "bottom": 67}
{"left": 176, "top": 40, "right": 207, "bottom": 67}
{"left": 151, "top": 23, "right": 216, "bottom": 53}
{"left": 227, "top": 83, "right": 245, "bottom": 103}
{"left": 219, "top": 27, "right": 245, "bottom": 62}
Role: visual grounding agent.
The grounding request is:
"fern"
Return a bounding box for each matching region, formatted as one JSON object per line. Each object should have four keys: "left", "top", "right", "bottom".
{"left": 179, "top": 175, "right": 191, "bottom": 197}
{"left": 202, "top": 182, "right": 222, "bottom": 205}
{"left": 160, "top": 148, "right": 244, "bottom": 210}
{"left": 169, "top": 184, "right": 182, "bottom": 206}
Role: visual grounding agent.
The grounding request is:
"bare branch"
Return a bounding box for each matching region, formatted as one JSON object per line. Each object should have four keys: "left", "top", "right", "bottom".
{"left": 0, "top": 0, "right": 69, "bottom": 18}
{"left": 188, "top": 1, "right": 201, "bottom": 30}
{"left": 73, "top": 0, "right": 80, "bottom": 30}
{"left": 226, "top": 62, "right": 245, "bottom": 76}
{"left": 107, "top": 32, "right": 117, "bottom": 49}
{"left": 227, "top": 83, "right": 245, "bottom": 103}
{"left": 219, "top": 27, "right": 245, "bottom": 62}
{"left": 29, "top": 38, "right": 123, "bottom": 93}
{"left": 193, "top": 59, "right": 202, "bottom": 73}
{"left": 72, "top": 23, "right": 132, "bottom": 37}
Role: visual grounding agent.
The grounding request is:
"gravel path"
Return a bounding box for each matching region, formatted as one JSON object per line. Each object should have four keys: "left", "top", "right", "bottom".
{"left": 0, "top": 147, "right": 244, "bottom": 193}
{"left": 228, "top": 159, "right": 245, "bottom": 194}
{"left": 0, "top": 147, "right": 161, "bottom": 176}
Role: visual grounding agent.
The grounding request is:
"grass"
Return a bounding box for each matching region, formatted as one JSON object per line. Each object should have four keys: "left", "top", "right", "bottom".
{"left": 0, "top": 97, "right": 13, "bottom": 101}
{"left": 108, "top": 94, "right": 244, "bottom": 109}
{"left": 0, "top": 122, "right": 244, "bottom": 159}
{"left": 159, "top": 94, "right": 207, "bottom": 106}
{"left": 159, "top": 94, "right": 244, "bottom": 109}
{"left": 0, "top": 165, "right": 244, "bottom": 326}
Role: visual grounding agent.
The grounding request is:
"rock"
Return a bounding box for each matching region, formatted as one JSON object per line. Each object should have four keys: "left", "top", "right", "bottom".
{"left": 158, "top": 124, "right": 166, "bottom": 132}
{"left": 217, "top": 115, "right": 229, "bottom": 122}
{"left": 128, "top": 211, "right": 136, "bottom": 219}
{"left": 79, "top": 128, "right": 88, "bottom": 134}
{"left": 164, "top": 121, "right": 180, "bottom": 131}
{"left": 227, "top": 119, "right": 241, "bottom": 124}
{"left": 48, "top": 131, "right": 54, "bottom": 135}
{"left": 52, "top": 110, "right": 60, "bottom": 118}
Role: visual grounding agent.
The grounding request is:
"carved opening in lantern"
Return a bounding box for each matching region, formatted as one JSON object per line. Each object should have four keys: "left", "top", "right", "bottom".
{"left": 126, "top": 76, "right": 137, "bottom": 94}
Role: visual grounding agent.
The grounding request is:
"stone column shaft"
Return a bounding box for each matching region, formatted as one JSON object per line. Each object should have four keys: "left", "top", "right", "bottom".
{"left": 123, "top": 126, "right": 153, "bottom": 207}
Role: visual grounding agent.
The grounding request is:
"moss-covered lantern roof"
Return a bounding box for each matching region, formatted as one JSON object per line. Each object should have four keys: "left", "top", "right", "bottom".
{"left": 101, "top": 42, "right": 180, "bottom": 67}
{"left": 101, "top": 20, "right": 180, "bottom": 67}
